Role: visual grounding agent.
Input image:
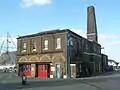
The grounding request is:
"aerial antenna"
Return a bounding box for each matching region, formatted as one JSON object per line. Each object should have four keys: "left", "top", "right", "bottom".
{"left": 8, "top": 33, "right": 17, "bottom": 48}
{"left": 6, "top": 32, "right": 9, "bottom": 54}
{"left": 5, "top": 32, "right": 10, "bottom": 65}
{"left": 0, "top": 32, "right": 17, "bottom": 65}
{"left": 0, "top": 41, "right": 4, "bottom": 55}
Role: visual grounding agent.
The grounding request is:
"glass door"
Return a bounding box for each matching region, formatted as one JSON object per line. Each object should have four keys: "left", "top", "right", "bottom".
{"left": 56, "top": 64, "right": 60, "bottom": 78}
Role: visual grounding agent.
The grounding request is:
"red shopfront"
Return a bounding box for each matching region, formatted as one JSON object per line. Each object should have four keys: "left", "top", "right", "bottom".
{"left": 19, "top": 64, "right": 31, "bottom": 77}
{"left": 19, "top": 63, "right": 50, "bottom": 78}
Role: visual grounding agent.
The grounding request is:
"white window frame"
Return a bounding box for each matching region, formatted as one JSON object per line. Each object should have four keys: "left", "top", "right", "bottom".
{"left": 56, "top": 38, "right": 61, "bottom": 49}
{"left": 22, "top": 40, "right": 26, "bottom": 52}
{"left": 31, "top": 40, "right": 37, "bottom": 51}
{"left": 44, "top": 40, "right": 48, "bottom": 50}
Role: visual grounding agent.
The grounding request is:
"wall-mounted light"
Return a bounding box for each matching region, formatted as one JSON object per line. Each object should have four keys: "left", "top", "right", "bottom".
{"left": 50, "top": 63, "right": 53, "bottom": 65}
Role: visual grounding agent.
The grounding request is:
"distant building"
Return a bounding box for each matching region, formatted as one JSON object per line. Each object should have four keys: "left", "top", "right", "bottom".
{"left": 108, "top": 59, "right": 116, "bottom": 67}
{"left": 108, "top": 59, "right": 120, "bottom": 70}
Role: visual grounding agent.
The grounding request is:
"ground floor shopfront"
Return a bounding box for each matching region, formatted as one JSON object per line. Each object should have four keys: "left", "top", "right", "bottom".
{"left": 18, "top": 63, "right": 50, "bottom": 78}
{"left": 17, "top": 53, "right": 68, "bottom": 79}
{"left": 17, "top": 53, "right": 103, "bottom": 79}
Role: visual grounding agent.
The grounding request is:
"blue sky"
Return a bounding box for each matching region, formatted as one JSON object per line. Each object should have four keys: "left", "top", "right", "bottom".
{"left": 0, "top": 0, "right": 120, "bottom": 62}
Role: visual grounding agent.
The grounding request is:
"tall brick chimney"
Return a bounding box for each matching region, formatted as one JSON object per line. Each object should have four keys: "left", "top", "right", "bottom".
{"left": 87, "top": 6, "right": 98, "bottom": 42}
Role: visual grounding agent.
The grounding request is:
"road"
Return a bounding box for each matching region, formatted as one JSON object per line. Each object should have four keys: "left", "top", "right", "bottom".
{"left": 0, "top": 70, "right": 120, "bottom": 90}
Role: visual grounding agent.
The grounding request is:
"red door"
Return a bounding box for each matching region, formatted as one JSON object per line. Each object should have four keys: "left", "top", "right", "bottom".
{"left": 38, "top": 64, "right": 48, "bottom": 78}
{"left": 27, "top": 65, "right": 31, "bottom": 76}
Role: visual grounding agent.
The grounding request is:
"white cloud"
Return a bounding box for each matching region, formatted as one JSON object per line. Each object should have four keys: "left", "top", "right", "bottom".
{"left": 98, "top": 34, "right": 120, "bottom": 45}
{"left": 109, "top": 41, "right": 120, "bottom": 45}
{"left": 20, "top": 0, "right": 52, "bottom": 8}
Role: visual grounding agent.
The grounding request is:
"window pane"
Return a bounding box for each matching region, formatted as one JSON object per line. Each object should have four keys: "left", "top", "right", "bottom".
{"left": 22, "top": 40, "right": 26, "bottom": 52}
{"left": 45, "top": 40, "right": 48, "bottom": 45}
{"left": 44, "top": 40, "right": 48, "bottom": 49}
{"left": 32, "top": 40, "right": 36, "bottom": 51}
{"left": 56, "top": 38, "right": 61, "bottom": 49}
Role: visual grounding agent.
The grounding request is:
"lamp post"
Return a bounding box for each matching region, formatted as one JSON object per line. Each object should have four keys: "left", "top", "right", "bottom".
{"left": 101, "top": 47, "right": 105, "bottom": 54}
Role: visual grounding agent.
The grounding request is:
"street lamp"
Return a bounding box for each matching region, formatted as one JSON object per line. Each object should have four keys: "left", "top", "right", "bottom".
{"left": 101, "top": 47, "right": 105, "bottom": 54}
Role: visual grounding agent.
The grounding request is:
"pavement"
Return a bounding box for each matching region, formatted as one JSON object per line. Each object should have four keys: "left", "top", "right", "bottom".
{"left": 0, "top": 70, "right": 120, "bottom": 90}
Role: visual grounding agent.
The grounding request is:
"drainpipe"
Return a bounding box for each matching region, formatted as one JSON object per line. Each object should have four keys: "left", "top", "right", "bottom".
{"left": 66, "top": 31, "right": 71, "bottom": 79}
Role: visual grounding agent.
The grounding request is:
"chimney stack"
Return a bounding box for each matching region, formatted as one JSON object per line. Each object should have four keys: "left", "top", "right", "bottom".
{"left": 87, "top": 6, "right": 98, "bottom": 43}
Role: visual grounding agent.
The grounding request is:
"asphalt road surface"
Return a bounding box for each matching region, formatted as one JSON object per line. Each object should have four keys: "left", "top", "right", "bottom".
{"left": 0, "top": 70, "right": 120, "bottom": 90}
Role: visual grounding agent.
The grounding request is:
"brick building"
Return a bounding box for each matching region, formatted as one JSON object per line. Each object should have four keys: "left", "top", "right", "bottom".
{"left": 16, "top": 29, "right": 101, "bottom": 78}
{"left": 16, "top": 6, "right": 107, "bottom": 78}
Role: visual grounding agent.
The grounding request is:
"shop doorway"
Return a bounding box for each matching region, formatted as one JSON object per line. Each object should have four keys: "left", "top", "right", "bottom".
{"left": 36, "top": 64, "right": 50, "bottom": 78}
{"left": 56, "top": 64, "right": 61, "bottom": 78}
